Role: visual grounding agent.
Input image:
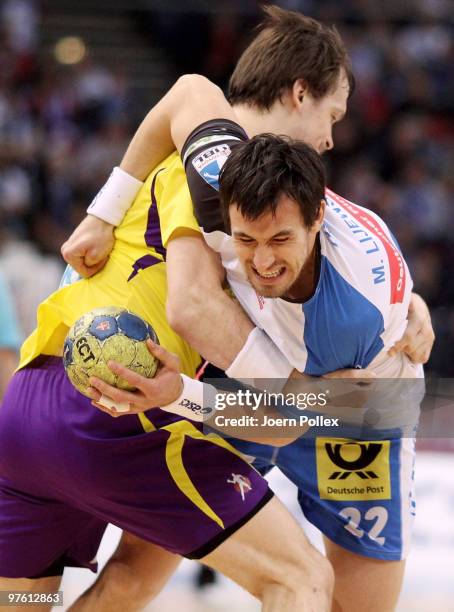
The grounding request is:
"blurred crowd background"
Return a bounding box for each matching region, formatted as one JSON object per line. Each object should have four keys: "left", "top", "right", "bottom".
{"left": 0, "top": 0, "right": 452, "bottom": 375}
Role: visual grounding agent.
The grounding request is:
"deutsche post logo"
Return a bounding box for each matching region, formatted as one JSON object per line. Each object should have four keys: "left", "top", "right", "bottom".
{"left": 316, "top": 438, "right": 391, "bottom": 501}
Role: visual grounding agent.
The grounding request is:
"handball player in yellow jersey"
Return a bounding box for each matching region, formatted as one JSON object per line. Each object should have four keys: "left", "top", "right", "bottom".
{"left": 63, "top": 9, "right": 433, "bottom": 612}
{"left": 1, "top": 6, "right": 433, "bottom": 612}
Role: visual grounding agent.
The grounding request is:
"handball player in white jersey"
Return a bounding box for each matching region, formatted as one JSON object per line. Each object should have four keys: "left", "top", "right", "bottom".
{"left": 69, "top": 92, "right": 425, "bottom": 612}
{"left": 62, "top": 7, "right": 433, "bottom": 612}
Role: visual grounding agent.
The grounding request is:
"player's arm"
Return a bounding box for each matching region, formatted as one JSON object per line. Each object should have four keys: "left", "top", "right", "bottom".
{"left": 61, "top": 75, "right": 234, "bottom": 275}
{"left": 165, "top": 232, "right": 255, "bottom": 369}
{"left": 119, "top": 77, "right": 257, "bottom": 368}
{"left": 389, "top": 292, "right": 434, "bottom": 364}
{"left": 88, "top": 340, "right": 301, "bottom": 446}
{"left": 120, "top": 74, "right": 235, "bottom": 177}
{"left": 88, "top": 339, "right": 375, "bottom": 446}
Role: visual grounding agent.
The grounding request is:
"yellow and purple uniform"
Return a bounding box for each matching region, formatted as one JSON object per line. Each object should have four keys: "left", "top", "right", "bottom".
{"left": 0, "top": 152, "right": 272, "bottom": 579}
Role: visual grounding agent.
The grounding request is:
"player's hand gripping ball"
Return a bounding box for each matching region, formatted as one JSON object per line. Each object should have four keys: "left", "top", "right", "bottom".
{"left": 63, "top": 306, "right": 159, "bottom": 398}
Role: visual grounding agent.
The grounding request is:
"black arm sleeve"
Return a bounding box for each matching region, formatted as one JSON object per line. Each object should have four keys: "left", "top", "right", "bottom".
{"left": 181, "top": 119, "right": 248, "bottom": 233}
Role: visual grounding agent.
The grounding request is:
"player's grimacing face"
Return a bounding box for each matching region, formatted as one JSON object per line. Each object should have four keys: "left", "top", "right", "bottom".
{"left": 230, "top": 195, "right": 321, "bottom": 298}
{"left": 284, "top": 69, "right": 349, "bottom": 154}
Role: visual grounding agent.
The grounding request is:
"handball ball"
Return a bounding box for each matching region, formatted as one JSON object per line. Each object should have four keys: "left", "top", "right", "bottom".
{"left": 63, "top": 306, "right": 159, "bottom": 398}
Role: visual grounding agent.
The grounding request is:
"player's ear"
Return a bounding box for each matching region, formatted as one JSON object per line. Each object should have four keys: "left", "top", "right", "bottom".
{"left": 291, "top": 79, "right": 308, "bottom": 110}
{"left": 313, "top": 199, "right": 326, "bottom": 230}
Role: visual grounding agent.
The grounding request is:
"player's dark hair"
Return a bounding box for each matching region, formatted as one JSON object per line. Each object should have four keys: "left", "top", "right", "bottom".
{"left": 228, "top": 5, "right": 354, "bottom": 110}
{"left": 219, "top": 134, "right": 325, "bottom": 229}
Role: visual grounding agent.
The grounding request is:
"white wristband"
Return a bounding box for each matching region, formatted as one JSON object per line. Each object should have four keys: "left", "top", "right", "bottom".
{"left": 226, "top": 327, "right": 293, "bottom": 392}
{"left": 87, "top": 167, "right": 143, "bottom": 226}
{"left": 160, "top": 374, "right": 218, "bottom": 422}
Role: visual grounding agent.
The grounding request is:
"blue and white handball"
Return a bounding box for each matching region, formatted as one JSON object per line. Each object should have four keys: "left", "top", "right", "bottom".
{"left": 63, "top": 306, "right": 159, "bottom": 398}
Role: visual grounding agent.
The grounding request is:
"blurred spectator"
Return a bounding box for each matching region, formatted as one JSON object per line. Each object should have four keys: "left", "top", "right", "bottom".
{"left": 0, "top": 269, "right": 21, "bottom": 400}
{"left": 0, "top": 238, "right": 64, "bottom": 338}
{"left": 0, "top": 0, "right": 37, "bottom": 53}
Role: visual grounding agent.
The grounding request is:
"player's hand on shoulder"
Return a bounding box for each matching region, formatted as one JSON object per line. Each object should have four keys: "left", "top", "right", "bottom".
{"left": 88, "top": 340, "right": 183, "bottom": 417}
{"left": 61, "top": 215, "right": 115, "bottom": 277}
{"left": 388, "top": 292, "right": 434, "bottom": 364}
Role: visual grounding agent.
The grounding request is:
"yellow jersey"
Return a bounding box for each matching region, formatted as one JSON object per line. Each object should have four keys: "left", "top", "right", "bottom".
{"left": 19, "top": 152, "right": 201, "bottom": 377}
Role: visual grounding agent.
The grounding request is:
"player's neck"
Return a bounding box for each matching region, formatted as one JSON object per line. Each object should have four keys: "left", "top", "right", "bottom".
{"left": 232, "top": 104, "right": 284, "bottom": 138}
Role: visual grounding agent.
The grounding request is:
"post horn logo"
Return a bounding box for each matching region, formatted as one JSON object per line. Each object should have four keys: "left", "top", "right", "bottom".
{"left": 325, "top": 441, "right": 382, "bottom": 480}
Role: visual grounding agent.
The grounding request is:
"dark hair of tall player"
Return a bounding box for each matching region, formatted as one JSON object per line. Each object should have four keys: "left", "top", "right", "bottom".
{"left": 219, "top": 134, "right": 325, "bottom": 229}
{"left": 228, "top": 5, "right": 355, "bottom": 110}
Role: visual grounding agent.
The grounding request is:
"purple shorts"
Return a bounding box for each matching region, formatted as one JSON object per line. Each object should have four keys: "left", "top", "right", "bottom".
{"left": 0, "top": 357, "right": 272, "bottom": 578}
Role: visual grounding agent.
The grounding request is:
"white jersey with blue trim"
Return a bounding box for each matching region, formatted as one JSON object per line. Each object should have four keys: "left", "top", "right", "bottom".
{"left": 205, "top": 189, "right": 417, "bottom": 377}
{"left": 181, "top": 119, "right": 422, "bottom": 379}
